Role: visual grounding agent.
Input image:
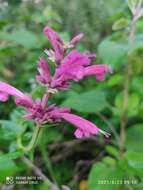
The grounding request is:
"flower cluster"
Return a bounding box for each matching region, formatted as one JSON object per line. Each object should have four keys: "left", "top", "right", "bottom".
{"left": 0, "top": 26, "right": 111, "bottom": 138}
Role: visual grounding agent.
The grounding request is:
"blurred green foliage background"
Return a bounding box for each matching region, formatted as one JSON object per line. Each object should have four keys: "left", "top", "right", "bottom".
{"left": 0, "top": 0, "right": 143, "bottom": 190}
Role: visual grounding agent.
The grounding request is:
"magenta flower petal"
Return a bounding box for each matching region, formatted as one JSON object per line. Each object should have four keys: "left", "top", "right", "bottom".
{"left": 50, "top": 50, "right": 96, "bottom": 89}
{"left": 87, "top": 53, "right": 96, "bottom": 60}
{"left": 84, "top": 64, "right": 112, "bottom": 81}
{"left": 15, "top": 98, "right": 33, "bottom": 109}
{"left": 44, "top": 26, "right": 64, "bottom": 45}
{"left": 52, "top": 50, "right": 90, "bottom": 81}
{"left": 70, "top": 33, "right": 84, "bottom": 45}
{"left": 74, "top": 129, "right": 83, "bottom": 138}
{"left": 63, "top": 50, "right": 91, "bottom": 67}
{"left": 38, "top": 58, "right": 51, "bottom": 79}
{"left": 0, "top": 92, "right": 9, "bottom": 102}
{"left": 0, "top": 81, "right": 29, "bottom": 101}
{"left": 36, "top": 75, "right": 45, "bottom": 84}
{"left": 44, "top": 26, "right": 64, "bottom": 63}
{"left": 37, "top": 58, "right": 51, "bottom": 84}
{"left": 96, "top": 74, "right": 105, "bottom": 81}
{"left": 59, "top": 113, "right": 110, "bottom": 138}
{"left": 44, "top": 49, "right": 55, "bottom": 62}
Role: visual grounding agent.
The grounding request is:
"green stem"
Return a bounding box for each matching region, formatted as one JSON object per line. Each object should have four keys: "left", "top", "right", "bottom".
{"left": 17, "top": 124, "right": 41, "bottom": 152}
{"left": 40, "top": 129, "right": 60, "bottom": 189}
{"left": 40, "top": 146, "right": 57, "bottom": 183}
{"left": 119, "top": 6, "right": 138, "bottom": 157}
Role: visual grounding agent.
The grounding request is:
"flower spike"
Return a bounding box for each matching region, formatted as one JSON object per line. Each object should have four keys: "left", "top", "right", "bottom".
{"left": 0, "top": 25, "right": 112, "bottom": 140}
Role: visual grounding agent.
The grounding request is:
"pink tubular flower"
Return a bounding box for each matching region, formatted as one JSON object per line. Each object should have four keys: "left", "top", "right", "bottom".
{"left": 0, "top": 92, "right": 9, "bottom": 102}
{"left": 0, "top": 81, "right": 110, "bottom": 139}
{"left": 50, "top": 51, "right": 111, "bottom": 90}
{"left": 44, "top": 26, "right": 64, "bottom": 64}
{"left": 44, "top": 26, "right": 84, "bottom": 64}
{"left": 36, "top": 58, "right": 51, "bottom": 85}
{"left": 0, "top": 81, "right": 31, "bottom": 102}
{"left": 58, "top": 113, "right": 110, "bottom": 139}
{"left": 52, "top": 50, "right": 91, "bottom": 81}
{"left": 36, "top": 50, "right": 111, "bottom": 90}
{"left": 84, "top": 64, "right": 113, "bottom": 81}
{"left": 23, "top": 102, "right": 110, "bottom": 138}
{"left": 70, "top": 33, "right": 84, "bottom": 45}
{"left": 50, "top": 50, "right": 92, "bottom": 89}
{"left": 36, "top": 50, "right": 92, "bottom": 89}
{"left": 0, "top": 26, "right": 112, "bottom": 140}
{"left": 41, "top": 26, "right": 112, "bottom": 91}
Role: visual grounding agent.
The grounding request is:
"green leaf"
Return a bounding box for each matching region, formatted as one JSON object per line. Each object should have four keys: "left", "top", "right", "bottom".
{"left": 126, "top": 124, "right": 143, "bottom": 151}
{"left": 112, "top": 18, "right": 129, "bottom": 30}
{"left": 38, "top": 183, "right": 51, "bottom": 190}
{"left": 0, "top": 120, "right": 25, "bottom": 137}
{"left": 32, "top": 85, "right": 46, "bottom": 99}
{"left": 128, "top": 93, "right": 140, "bottom": 107}
{"left": 0, "top": 109, "right": 27, "bottom": 141}
{"left": 0, "top": 30, "right": 38, "bottom": 48}
{"left": 133, "top": 34, "right": 143, "bottom": 50}
{"left": 88, "top": 162, "right": 124, "bottom": 190}
{"left": 98, "top": 39, "right": 127, "bottom": 68}
{"left": 132, "top": 76, "right": 143, "bottom": 96}
{"left": 0, "top": 151, "right": 24, "bottom": 161}
{"left": 60, "top": 31, "right": 71, "bottom": 41}
{"left": 125, "top": 151, "right": 143, "bottom": 176}
{"left": 106, "top": 145, "right": 119, "bottom": 158}
{"left": 43, "top": 130, "right": 63, "bottom": 144}
{"left": 62, "top": 90, "right": 107, "bottom": 113}
{"left": 102, "top": 156, "right": 116, "bottom": 166}
{"left": 38, "top": 127, "right": 64, "bottom": 146}
{"left": 128, "top": 93, "right": 140, "bottom": 116}
{"left": 107, "top": 74, "right": 123, "bottom": 86}
{"left": 0, "top": 157, "right": 18, "bottom": 181}
{"left": 133, "top": 182, "right": 143, "bottom": 190}
{"left": 114, "top": 92, "right": 123, "bottom": 109}
{"left": 115, "top": 93, "right": 140, "bottom": 116}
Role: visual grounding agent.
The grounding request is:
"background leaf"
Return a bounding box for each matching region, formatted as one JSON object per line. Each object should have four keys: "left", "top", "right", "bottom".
{"left": 98, "top": 39, "right": 128, "bottom": 68}
{"left": 112, "top": 18, "right": 129, "bottom": 30}
{"left": 125, "top": 151, "right": 143, "bottom": 176}
{"left": 0, "top": 30, "right": 38, "bottom": 48}
{"left": 88, "top": 162, "right": 124, "bottom": 190}
{"left": 62, "top": 90, "right": 107, "bottom": 113}
{"left": 126, "top": 124, "right": 143, "bottom": 151}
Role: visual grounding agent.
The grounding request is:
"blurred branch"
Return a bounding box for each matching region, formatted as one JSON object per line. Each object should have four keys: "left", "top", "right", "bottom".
{"left": 21, "top": 156, "right": 71, "bottom": 190}
{"left": 49, "top": 138, "right": 105, "bottom": 150}
{"left": 21, "top": 156, "right": 59, "bottom": 190}
{"left": 49, "top": 138, "right": 105, "bottom": 162}
{"left": 70, "top": 151, "right": 104, "bottom": 186}
{"left": 129, "top": 0, "right": 142, "bottom": 45}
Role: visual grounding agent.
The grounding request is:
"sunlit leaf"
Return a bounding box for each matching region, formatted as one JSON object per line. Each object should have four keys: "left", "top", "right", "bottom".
{"left": 112, "top": 18, "right": 129, "bottom": 30}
